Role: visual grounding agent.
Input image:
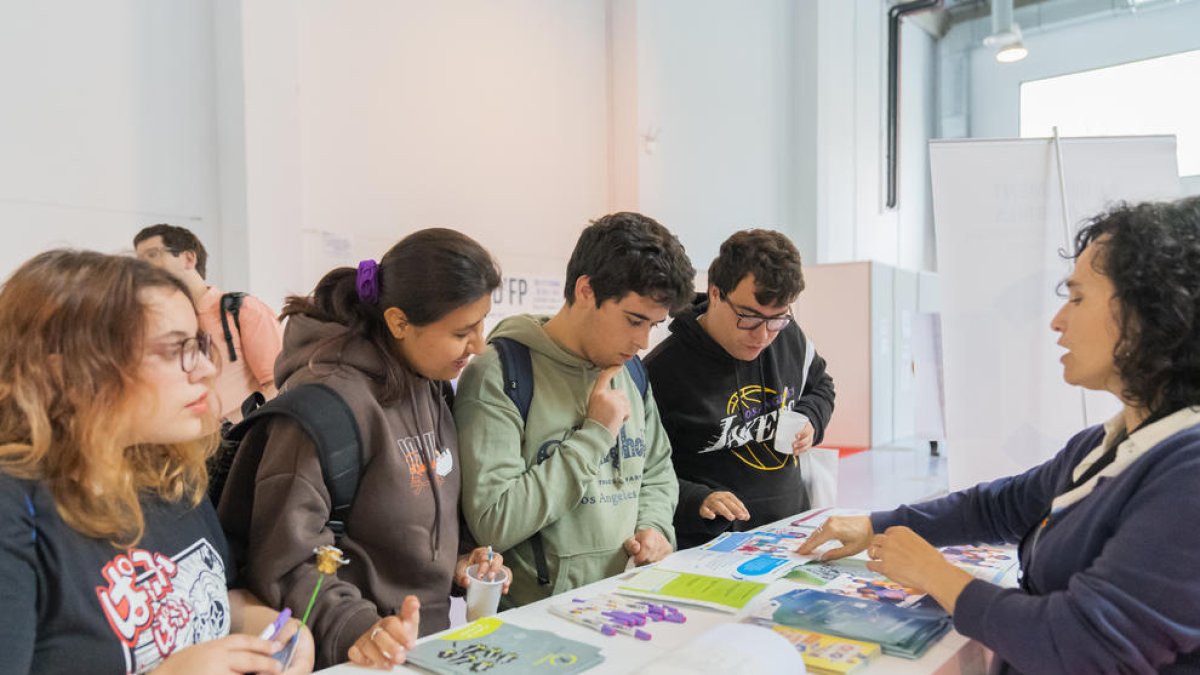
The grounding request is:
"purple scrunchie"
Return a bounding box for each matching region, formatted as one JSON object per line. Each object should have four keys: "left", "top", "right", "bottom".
{"left": 356, "top": 259, "right": 380, "bottom": 305}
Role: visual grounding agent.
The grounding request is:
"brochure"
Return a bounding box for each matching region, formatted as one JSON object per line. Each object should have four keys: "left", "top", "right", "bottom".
{"left": 746, "top": 588, "right": 950, "bottom": 659}
{"left": 940, "top": 544, "right": 1020, "bottom": 587}
{"left": 754, "top": 622, "right": 881, "bottom": 674}
{"left": 784, "top": 558, "right": 938, "bottom": 610}
{"left": 406, "top": 617, "right": 604, "bottom": 674}
{"left": 615, "top": 568, "right": 768, "bottom": 613}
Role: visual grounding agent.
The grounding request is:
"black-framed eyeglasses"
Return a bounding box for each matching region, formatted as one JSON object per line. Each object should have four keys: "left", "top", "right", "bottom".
{"left": 720, "top": 296, "right": 792, "bottom": 332}
{"left": 173, "top": 332, "right": 214, "bottom": 373}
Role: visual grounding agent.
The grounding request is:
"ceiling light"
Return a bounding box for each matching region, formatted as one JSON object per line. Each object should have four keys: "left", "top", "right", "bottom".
{"left": 984, "top": 0, "right": 1029, "bottom": 64}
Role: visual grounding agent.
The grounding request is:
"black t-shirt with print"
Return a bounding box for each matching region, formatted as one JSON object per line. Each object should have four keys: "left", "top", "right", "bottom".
{"left": 0, "top": 473, "right": 236, "bottom": 675}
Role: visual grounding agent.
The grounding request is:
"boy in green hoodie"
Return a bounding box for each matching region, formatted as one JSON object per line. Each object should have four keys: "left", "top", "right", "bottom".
{"left": 454, "top": 212, "right": 696, "bottom": 606}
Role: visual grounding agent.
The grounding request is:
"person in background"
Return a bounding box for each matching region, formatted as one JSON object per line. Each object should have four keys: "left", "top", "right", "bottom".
{"left": 135, "top": 224, "right": 284, "bottom": 421}
{"left": 455, "top": 212, "right": 695, "bottom": 606}
{"left": 645, "top": 229, "right": 835, "bottom": 549}
{"left": 800, "top": 196, "right": 1200, "bottom": 673}
{"left": 224, "top": 229, "right": 509, "bottom": 670}
{"left": 0, "top": 250, "right": 313, "bottom": 675}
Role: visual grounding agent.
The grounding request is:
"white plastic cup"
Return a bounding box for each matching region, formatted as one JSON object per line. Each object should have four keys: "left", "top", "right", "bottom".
{"left": 773, "top": 410, "right": 811, "bottom": 456}
{"left": 464, "top": 563, "right": 509, "bottom": 622}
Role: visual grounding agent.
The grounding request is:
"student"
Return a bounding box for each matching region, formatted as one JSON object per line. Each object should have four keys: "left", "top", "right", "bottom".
{"left": 135, "top": 224, "right": 284, "bottom": 421}
{"left": 800, "top": 197, "right": 1200, "bottom": 673}
{"left": 223, "top": 229, "right": 509, "bottom": 670}
{"left": 0, "top": 250, "right": 313, "bottom": 675}
{"left": 454, "top": 212, "right": 695, "bottom": 607}
{"left": 645, "top": 229, "right": 835, "bottom": 549}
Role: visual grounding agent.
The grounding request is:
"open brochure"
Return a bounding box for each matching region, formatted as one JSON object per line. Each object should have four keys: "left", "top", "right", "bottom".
{"left": 661, "top": 526, "right": 818, "bottom": 582}
{"left": 615, "top": 568, "right": 768, "bottom": 613}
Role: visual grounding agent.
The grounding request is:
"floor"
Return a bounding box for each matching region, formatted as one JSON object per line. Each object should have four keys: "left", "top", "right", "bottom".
{"left": 836, "top": 439, "right": 949, "bottom": 512}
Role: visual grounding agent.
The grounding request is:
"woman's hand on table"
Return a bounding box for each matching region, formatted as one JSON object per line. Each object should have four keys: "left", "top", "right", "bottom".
{"left": 866, "top": 526, "right": 974, "bottom": 614}
{"left": 796, "top": 515, "right": 873, "bottom": 560}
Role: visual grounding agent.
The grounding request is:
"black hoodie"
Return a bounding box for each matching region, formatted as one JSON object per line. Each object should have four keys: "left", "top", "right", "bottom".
{"left": 644, "top": 295, "right": 835, "bottom": 549}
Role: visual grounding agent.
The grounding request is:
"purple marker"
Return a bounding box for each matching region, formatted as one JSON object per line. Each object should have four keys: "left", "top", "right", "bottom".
{"left": 258, "top": 608, "right": 292, "bottom": 641}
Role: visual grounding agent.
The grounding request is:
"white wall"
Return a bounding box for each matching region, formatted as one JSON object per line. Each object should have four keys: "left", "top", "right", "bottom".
{"left": 0, "top": 1, "right": 222, "bottom": 282}
{"left": 290, "top": 1, "right": 612, "bottom": 297}
{"left": 1, "top": 1, "right": 942, "bottom": 297}
{"left": 814, "top": 1, "right": 938, "bottom": 273}
{"left": 634, "top": 0, "right": 805, "bottom": 270}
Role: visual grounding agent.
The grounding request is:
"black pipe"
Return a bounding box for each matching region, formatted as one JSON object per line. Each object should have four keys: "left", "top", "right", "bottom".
{"left": 887, "top": 0, "right": 941, "bottom": 210}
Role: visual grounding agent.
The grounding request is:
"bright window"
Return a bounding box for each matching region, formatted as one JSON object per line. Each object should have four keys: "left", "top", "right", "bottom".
{"left": 1020, "top": 49, "right": 1200, "bottom": 176}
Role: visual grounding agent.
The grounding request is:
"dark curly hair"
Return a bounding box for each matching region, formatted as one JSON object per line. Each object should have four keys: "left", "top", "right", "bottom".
{"left": 708, "top": 229, "right": 805, "bottom": 306}
{"left": 564, "top": 212, "right": 695, "bottom": 313}
{"left": 1071, "top": 196, "right": 1200, "bottom": 416}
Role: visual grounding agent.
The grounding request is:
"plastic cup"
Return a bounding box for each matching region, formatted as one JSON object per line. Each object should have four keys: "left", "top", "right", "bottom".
{"left": 465, "top": 563, "right": 509, "bottom": 622}
{"left": 773, "top": 410, "right": 810, "bottom": 456}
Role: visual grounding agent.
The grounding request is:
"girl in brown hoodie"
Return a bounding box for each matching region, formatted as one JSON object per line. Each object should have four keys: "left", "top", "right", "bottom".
{"left": 226, "top": 229, "right": 509, "bottom": 670}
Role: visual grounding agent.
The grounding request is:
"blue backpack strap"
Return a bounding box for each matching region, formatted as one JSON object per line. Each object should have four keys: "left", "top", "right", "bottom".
{"left": 624, "top": 355, "right": 649, "bottom": 401}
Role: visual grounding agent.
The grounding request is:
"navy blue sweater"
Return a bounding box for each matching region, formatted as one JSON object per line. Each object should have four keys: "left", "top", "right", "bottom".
{"left": 873, "top": 421, "right": 1200, "bottom": 674}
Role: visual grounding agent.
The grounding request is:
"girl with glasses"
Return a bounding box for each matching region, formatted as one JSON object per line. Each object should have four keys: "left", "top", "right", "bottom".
{"left": 0, "top": 250, "right": 313, "bottom": 675}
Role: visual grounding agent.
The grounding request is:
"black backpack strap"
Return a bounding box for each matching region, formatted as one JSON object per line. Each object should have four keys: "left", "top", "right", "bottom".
{"left": 219, "top": 292, "right": 246, "bottom": 363}
{"left": 220, "top": 384, "right": 362, "bottom": 542}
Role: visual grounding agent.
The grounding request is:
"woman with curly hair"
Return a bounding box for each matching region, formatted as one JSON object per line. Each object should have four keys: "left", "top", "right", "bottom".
{"left": 801, "top": 196, "right": 1200, "bottom": 673}
{"left": 0, "top": 250, "right": 313, "bottom": 674}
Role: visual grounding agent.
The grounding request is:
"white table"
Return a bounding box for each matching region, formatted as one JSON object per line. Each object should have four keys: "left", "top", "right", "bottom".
{"left": 317, "top": 511, "right": 992, "bottom": 674}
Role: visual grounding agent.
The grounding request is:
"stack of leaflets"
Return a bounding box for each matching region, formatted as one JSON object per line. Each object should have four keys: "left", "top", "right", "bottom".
{"left": 753, "top": 623, "right": 881, "bottom": 674}
{"left": 940, "top": 544, "right": 1020, "bottom": 587}
{"left": 406, "top": 617, "right": 604, "bottom": 674}
{"left": 615, "top": 567, "right": 768, "bottom": 613}
{"left": 745, "top": 588, "right": 951, "bottom": 659}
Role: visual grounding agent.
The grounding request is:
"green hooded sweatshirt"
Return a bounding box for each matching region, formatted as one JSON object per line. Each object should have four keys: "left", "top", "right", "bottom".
{"left": 454, "top": 314, "right": 679, "bottom": 607}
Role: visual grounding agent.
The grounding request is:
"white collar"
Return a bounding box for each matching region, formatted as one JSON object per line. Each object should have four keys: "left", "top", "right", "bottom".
{"left": 1052, "top": 406, "right": 1200, "bottom": 513}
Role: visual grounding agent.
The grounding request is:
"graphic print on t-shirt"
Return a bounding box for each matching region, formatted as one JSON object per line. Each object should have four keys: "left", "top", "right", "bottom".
{"left": 94, "top": 538, "right": 230, "bottom": 674}
{"left": 699, "top": 384, "right": 797, "bottom": 471}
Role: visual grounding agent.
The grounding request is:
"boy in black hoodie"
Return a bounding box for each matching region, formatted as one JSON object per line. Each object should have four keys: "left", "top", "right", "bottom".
{"left": 644, "top": 229, "right": 835, "bottom": 549}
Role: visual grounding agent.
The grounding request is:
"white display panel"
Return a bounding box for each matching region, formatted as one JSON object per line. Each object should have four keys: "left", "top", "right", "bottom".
{"left": 929, "top": 136, "right": 1180, "bottom": 490}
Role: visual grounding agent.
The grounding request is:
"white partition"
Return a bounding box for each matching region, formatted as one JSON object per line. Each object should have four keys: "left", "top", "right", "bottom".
{"left": 929, "top": 136, "right": 1180, "bottom": 490}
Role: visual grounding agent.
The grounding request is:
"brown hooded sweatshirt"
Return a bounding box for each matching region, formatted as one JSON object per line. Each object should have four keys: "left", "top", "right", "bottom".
{"left": 228, "top": 314, "right": 461, "bottom": 668}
